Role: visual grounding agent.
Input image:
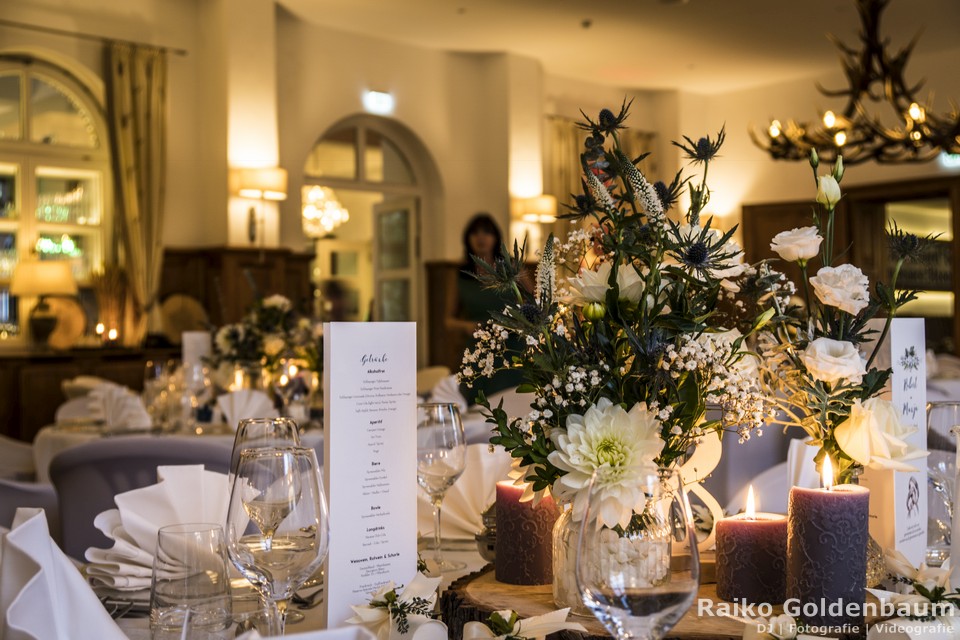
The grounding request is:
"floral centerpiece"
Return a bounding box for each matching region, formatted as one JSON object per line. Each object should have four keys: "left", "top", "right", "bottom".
{"left": 757, "top": 152, "right": 930, "bottom": 484}
{"left": 459, "top": 102, "right": 784, "bottom": 604}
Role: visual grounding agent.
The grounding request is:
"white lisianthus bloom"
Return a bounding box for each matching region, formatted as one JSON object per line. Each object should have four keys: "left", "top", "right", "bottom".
{"left": 834, "top": 398, "right": 928, "bottom": 471}
{"left": 810, "top": 264, "right": 870, "bottom": 315}
{"left": 262, "top": 294, "right": 292, "bottom": 311}
{"left": 800, "top": 337, "right": 866, "bottom": 385}
{"left": 567, "top": 262, "right": 645, "bottom": 305}
{"left": 548, "top": 398, "right": 664, "bottom": 528}
{"left": 769, "top": 227, "right": 823, "bottom": 263}
{"left": 816, "top": 175, "right": 842, "bottom": 208}
{"left": 262, "top": 333, "right": 286, "bottom": 357}
{"left": 215, "top": 324, "right": 241, "bottom": 355}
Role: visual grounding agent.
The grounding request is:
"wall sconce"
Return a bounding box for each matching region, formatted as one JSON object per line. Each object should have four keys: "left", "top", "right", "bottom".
{"left": 302, "top": 185, "right": 350, "bottom": 238}
{"left": 10, "top": 259, "right": 78, "bottom": 347}
{"left": 362, "top": 90, "right": 395, "bottom": 115}
{"left": 510, "top": 195, "right": 558, "bottom": 223}
{"left": 230, "top": 167, "right": 288, "bottom": 244}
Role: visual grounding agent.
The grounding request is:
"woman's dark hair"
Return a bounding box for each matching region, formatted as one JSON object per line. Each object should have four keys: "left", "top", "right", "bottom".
{"left": 462, "top": 212, "right": 504, "bottom": 268}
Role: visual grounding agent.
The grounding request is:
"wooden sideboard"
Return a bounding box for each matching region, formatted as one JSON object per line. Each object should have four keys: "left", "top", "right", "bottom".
{"left": 0, "top": 347, "right": 178, "bottom": 442}
{"left": 160, "top": 247, "right": 315, "bottom": 326}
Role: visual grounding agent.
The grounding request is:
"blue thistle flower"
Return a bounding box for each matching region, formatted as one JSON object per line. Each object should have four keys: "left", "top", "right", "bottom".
{"left": 577, "top": 99, "right": 632, "bottom": 136}
{"left": 682, "top": 241, "right": 710, "bottom": 269}
{"left": 673, "top": 126, "right": 726, "bottom": 164}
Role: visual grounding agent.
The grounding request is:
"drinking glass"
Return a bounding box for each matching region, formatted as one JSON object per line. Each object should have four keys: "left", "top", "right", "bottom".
{"left": 149, "top": 523, "right": 233, "bottom": 640}
{"left": 272, "top": 357, "right": 313, "bottom": 421}
{"left": 927, "top": 402, "right": 960, "bottom": 452}
{"left": 143, "top": 360, "right": 171, "bottom": 428}
{"left": 229, "top": 417, "right": 302, "bottom": 478}
{"left": 577, "top": 466, "right": 699, "bottom": 640}
{"left": 225, "top": 447, "right": 329, "bottom": 637}
{"left": 927, "top": 449, "right": 955, "bottom": 567}
{"left": 417, "top": 402, "right": 467, "bottom": 575}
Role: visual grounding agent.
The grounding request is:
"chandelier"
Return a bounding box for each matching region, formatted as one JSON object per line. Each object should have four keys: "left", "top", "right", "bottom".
{"left": 302, "top": 186, "right": 350, "bottom": 238}
{"left": 750, "top": 0, "right": 960, "bottom": 165}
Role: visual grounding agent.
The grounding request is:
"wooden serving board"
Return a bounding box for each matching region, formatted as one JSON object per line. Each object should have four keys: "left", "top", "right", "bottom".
{"left": 439, "top": 565, "right": 745, "bottom": 640}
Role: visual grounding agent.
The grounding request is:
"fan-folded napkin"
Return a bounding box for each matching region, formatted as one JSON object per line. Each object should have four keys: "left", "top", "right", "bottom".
{"left": 427, "top": 375, "right": 468, "bottom": 413}
{"left": 217, "top": 390, "right": 278, "bottom": 430}
{"left": 1, "top": 508, "right": 126, "bottom": 640}
{"left": 87, "top": 384, "right": 151, "bottom": 431}
{"left": 61, "top": 376, "right": 118, "bottom": 399}
{"left": 85, "top": 465, "right": 229, "bottom": 591}
{"left": 417, "top": 444, "right": 512, "bottom": 539}
{"left": 238, "top": 627, "right": 378, "bottom": 640}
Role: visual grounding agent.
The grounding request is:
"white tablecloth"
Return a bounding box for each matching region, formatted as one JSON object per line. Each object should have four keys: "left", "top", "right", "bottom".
{"left": 32, "top": 425, "right": 325, "bottom": 484}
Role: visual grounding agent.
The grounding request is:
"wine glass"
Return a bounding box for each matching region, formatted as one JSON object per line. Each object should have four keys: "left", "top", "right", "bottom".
{"left": 927, "top": 401, "right": 960, "bottom": 452}
{"left": 225, "top": 446, "right": 329, "bottom": 637}
{"left": 417, "top": 402, "right": 467, "bottom": 575}
{"left": 576, "top": 465, "right": 699, "bottom": 640}
{"left": 230, "top": 417, "right": 302, "bottom": 477}
{"left": 143, "top": 360, "right": 170, "bottom": 428}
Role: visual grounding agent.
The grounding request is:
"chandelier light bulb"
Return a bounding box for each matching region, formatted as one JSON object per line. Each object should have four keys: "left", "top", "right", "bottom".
{"left": 834, "top": 131, "right": 847, "bottom": 146}
{"left": 822, "top": 110, "right": 837, "bottom": 128}
{"left": 907, "top": 102, "right": 925, "bottom": 122}
{"left": 768, "top": 120, "right": 782, "bottom": 137}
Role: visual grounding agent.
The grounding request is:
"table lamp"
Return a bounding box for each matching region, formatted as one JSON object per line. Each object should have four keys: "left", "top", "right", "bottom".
{"left": 10, "top": 260, "right": 78, "bottom": 346}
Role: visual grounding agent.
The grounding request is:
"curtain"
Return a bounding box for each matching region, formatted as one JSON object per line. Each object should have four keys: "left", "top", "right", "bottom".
{"left": 105, "top": 43, "right": 168, "bottom": 346}
{"left": 544, "top": 115, "right": 656, "bottom": 237}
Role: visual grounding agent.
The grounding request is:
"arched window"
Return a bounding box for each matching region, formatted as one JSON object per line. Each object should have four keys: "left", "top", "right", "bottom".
{"left": 0, "top": 56, "right": 109, "bottom": 340}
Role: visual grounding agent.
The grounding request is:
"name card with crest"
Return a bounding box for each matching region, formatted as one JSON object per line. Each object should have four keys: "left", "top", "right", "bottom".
{"left": 322, "top": 322, "right": 418, "bottom": 626}
{"left": 860, "top": 317, "right": 927, "bottom": 565}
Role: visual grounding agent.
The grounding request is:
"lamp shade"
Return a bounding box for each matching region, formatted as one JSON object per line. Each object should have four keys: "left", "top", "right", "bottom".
{"left": 511, "top": 195, "right": 558, "bottom": 223}
{"left": 231, "top": 167, "right": 288, "bottom": 201}
{"left": 10, "top": 260, "right": 78, "bottom": 297}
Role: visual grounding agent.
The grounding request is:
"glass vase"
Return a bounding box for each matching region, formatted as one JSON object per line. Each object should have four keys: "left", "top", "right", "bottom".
{"left": 552, "top": 508, "right": 590, "bottom": 615}
{"left": 847, "top": 465, "right": 886, "bottom": 588}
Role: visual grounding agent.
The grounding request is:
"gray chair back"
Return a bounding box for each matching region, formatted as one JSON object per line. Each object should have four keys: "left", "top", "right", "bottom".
{"left": 0, "top": 478, "right": 60, "bottom": 542}
{"left": 49, "top": 436, "right": 232, "bottom": 560}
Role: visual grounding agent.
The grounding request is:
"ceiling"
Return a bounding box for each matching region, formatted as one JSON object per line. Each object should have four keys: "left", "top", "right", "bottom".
{"left": 279, "top": 0, "right": 960, "bottom": 94}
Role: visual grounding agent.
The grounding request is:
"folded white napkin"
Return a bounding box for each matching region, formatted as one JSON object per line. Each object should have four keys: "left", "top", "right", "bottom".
{"left": 61, "top": 375, "right": 118, "bottom": 399}
{"left": 427, "top": 375, "right": 468, "bottom": 413}
{"left": 84, "top": 465, "right": 230, "bottom": 591}
{"left": 347, "top": 574, "right": 447, "bottom": 640}
{"left": 217, "top": 390, "right": 278, "bottom": 430}
{"left": 239, "top": 627, "right": 379, "bottom": 640}
{"left": 787, "top": 438, "right": 820, "bottom": 489}
{"left": 417, "top": 444, "right": 512, "bottom": 540}
{"left": 1, "top": 508, "right": 126, "bottom": 639}
{"left": 87, "top": 384, "right": 152, "bottom": 431}
{"left": 463, "top": 609, "right": 587, "bottom": 640}
{"left": 866, "top": 588, "right": 960, "bottom": 639}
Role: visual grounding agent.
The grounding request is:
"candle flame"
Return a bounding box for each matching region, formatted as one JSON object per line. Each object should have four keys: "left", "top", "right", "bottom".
{"left": 95, "top": 323, "right": 105, "bottom": 336}
{"left": 822, "top": 456, "right": 834, "bottom": 491}
{"left": 745, "top": 485, "right": 756, "bottom": 518}
{"left": 107, "top": 328, "right": 118, "bottom": 341}
{"left": 233, "top": 369, "right": 244, "bottom": 390}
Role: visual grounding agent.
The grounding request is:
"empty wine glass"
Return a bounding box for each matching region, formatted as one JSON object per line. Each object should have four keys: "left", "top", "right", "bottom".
{"left": 577, "top": 465, "right": 699, "bottom": 640}
{"left": 143, "top": 360, "right": 170, "bottom": 428}
{"left": 417, "top": 402, "right": 467, "bottom": 575}
{"left": 225, "top": 446, "right": 329, "bottom": 637}
{"left": 230, "top": 417, "right": 302, "bottom": 477}
{"left": 927, "top": 402, "right": 960, "bottom": 452}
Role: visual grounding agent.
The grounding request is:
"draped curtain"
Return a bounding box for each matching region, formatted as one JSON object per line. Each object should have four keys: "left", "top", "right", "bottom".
{"left": 544, "top": 115, "right": 656, "bottom": 237}
{"left": 105, "top": 43, "right": 168, "bottom": 345}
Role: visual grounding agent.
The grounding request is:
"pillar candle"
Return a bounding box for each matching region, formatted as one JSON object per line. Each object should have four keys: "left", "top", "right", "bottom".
{"left": 182, "top": 331, "right": 211, "bottom": 367}
{"left": 716, "top": 486, "right": 787, "bottom": 603}
{"left": 494, "top": 481, "right": 558, "bottom": 585}
{"left": 787, "top": 458, "right": 869, "bottom": 633}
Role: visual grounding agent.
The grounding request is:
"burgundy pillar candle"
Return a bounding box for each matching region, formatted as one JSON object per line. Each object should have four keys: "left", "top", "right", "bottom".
{"left": 716, "top": 486, "right": 787, "bottom": 603}
{"left": 787, "top": 460, "right": 869, "bottom": 633}
{"left": 494, "top": 481, "right": 559, "bottom": 585}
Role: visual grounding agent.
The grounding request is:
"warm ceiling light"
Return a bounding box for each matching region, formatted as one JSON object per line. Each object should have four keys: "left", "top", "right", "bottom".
{"left": 750, "top": 0, "right": 960, "bottom": 164}
{"left": 302, "top": 185, "right": 350, "bottom": 238}
{"left": 362, "top": 90, "right": 395, "bottom": 115}
{"left": 768, "top": 120, "right": 782, "bottom": 137}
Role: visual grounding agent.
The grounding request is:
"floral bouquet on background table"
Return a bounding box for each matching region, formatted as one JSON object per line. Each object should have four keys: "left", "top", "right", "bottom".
{"left": 210, "top": 294, "right": 323, "bottom": 376}
{"left": 459, "top": 101, "right": 786, "bottom": 528}
{"left": 757, "top": 152, "right": 931, "bottom": 483}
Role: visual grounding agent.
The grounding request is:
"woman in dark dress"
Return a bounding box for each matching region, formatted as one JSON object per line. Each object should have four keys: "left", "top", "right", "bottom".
{"left": 447, "top": 213, "right": 524, "bottom": 402}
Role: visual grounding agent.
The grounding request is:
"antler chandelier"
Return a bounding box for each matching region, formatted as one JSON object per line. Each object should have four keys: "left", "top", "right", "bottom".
{"left": 750, "top": 0, "right": 960, "bottom": 165}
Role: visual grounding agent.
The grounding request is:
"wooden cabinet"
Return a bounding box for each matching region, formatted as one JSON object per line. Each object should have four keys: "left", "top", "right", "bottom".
{"left": 0, "top": 347, "right": 178, "bottom": 442}
{"left": 160, "top": 247, "right": 315, "bottom": 326}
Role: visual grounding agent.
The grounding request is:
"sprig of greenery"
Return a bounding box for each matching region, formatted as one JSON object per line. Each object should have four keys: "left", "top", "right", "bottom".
{"left": 371, "top": 588, "right": 434, "bottom": 635}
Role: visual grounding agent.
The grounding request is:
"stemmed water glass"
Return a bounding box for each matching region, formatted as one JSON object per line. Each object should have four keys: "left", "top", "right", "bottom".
{"left": 577, "top": 466, "right": 699, "bottom": 640}
{"left": 225, "top": 446, "right": 329, "bottom": 637}
{"left": 417, "top": 402, "right": 467, "bottom": 575}
{"left": 230, "top": 417, "right": 302, "bottom": 477}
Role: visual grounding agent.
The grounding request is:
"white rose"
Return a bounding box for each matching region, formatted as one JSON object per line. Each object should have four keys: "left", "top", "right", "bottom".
{"left": 262, "top": 334, "right": 286, "bottom": 357}
{"left": 834, "top": 398, "right": 928, "bottom": 471}
{"left": 810, "top": 264, "right": 870, "bottom": 315}
{"left": 816, "top": 175, "right": 842, "bottom": 208}
{"left": 800, "top": 337, "right": 865, "bottom": 385}
{"left": 262, "top": 294, "right": 292, "bottom": 311}
{"left": 770, "top": 226, "right": 823, "bottom": 263}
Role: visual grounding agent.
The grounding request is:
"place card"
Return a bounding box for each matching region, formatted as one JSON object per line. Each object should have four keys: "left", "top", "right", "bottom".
{"left": 322, "top": 322, "right": 418, "bottom": 627}
{"left": 860, "top": 317, "right": 927, "bottom": 565}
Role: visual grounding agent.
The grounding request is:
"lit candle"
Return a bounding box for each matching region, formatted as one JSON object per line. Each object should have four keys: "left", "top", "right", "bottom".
{"left": 107, "top": 328, "right": 118, "bottom": 341}
{"left": 95, "top": 322, "right": 105, "bottom": 337}
{"left": 232, "top": 368, "right": 245, "bottom": 391}
{"left": 787, "top": 457, "right": 869, "bottom": 632}
{"left": 715, "top": 486, "right": 787, "bottom": 604}
{"left": 494, "top": 481, "right": 558, "bottom": 585}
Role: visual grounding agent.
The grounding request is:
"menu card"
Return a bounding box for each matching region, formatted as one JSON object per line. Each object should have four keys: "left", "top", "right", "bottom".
{"left": 860, "top": 317, "right": 927, "bottom": 565}
{"left": 322, "top": 322, "right": 418, "bottom": 627}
